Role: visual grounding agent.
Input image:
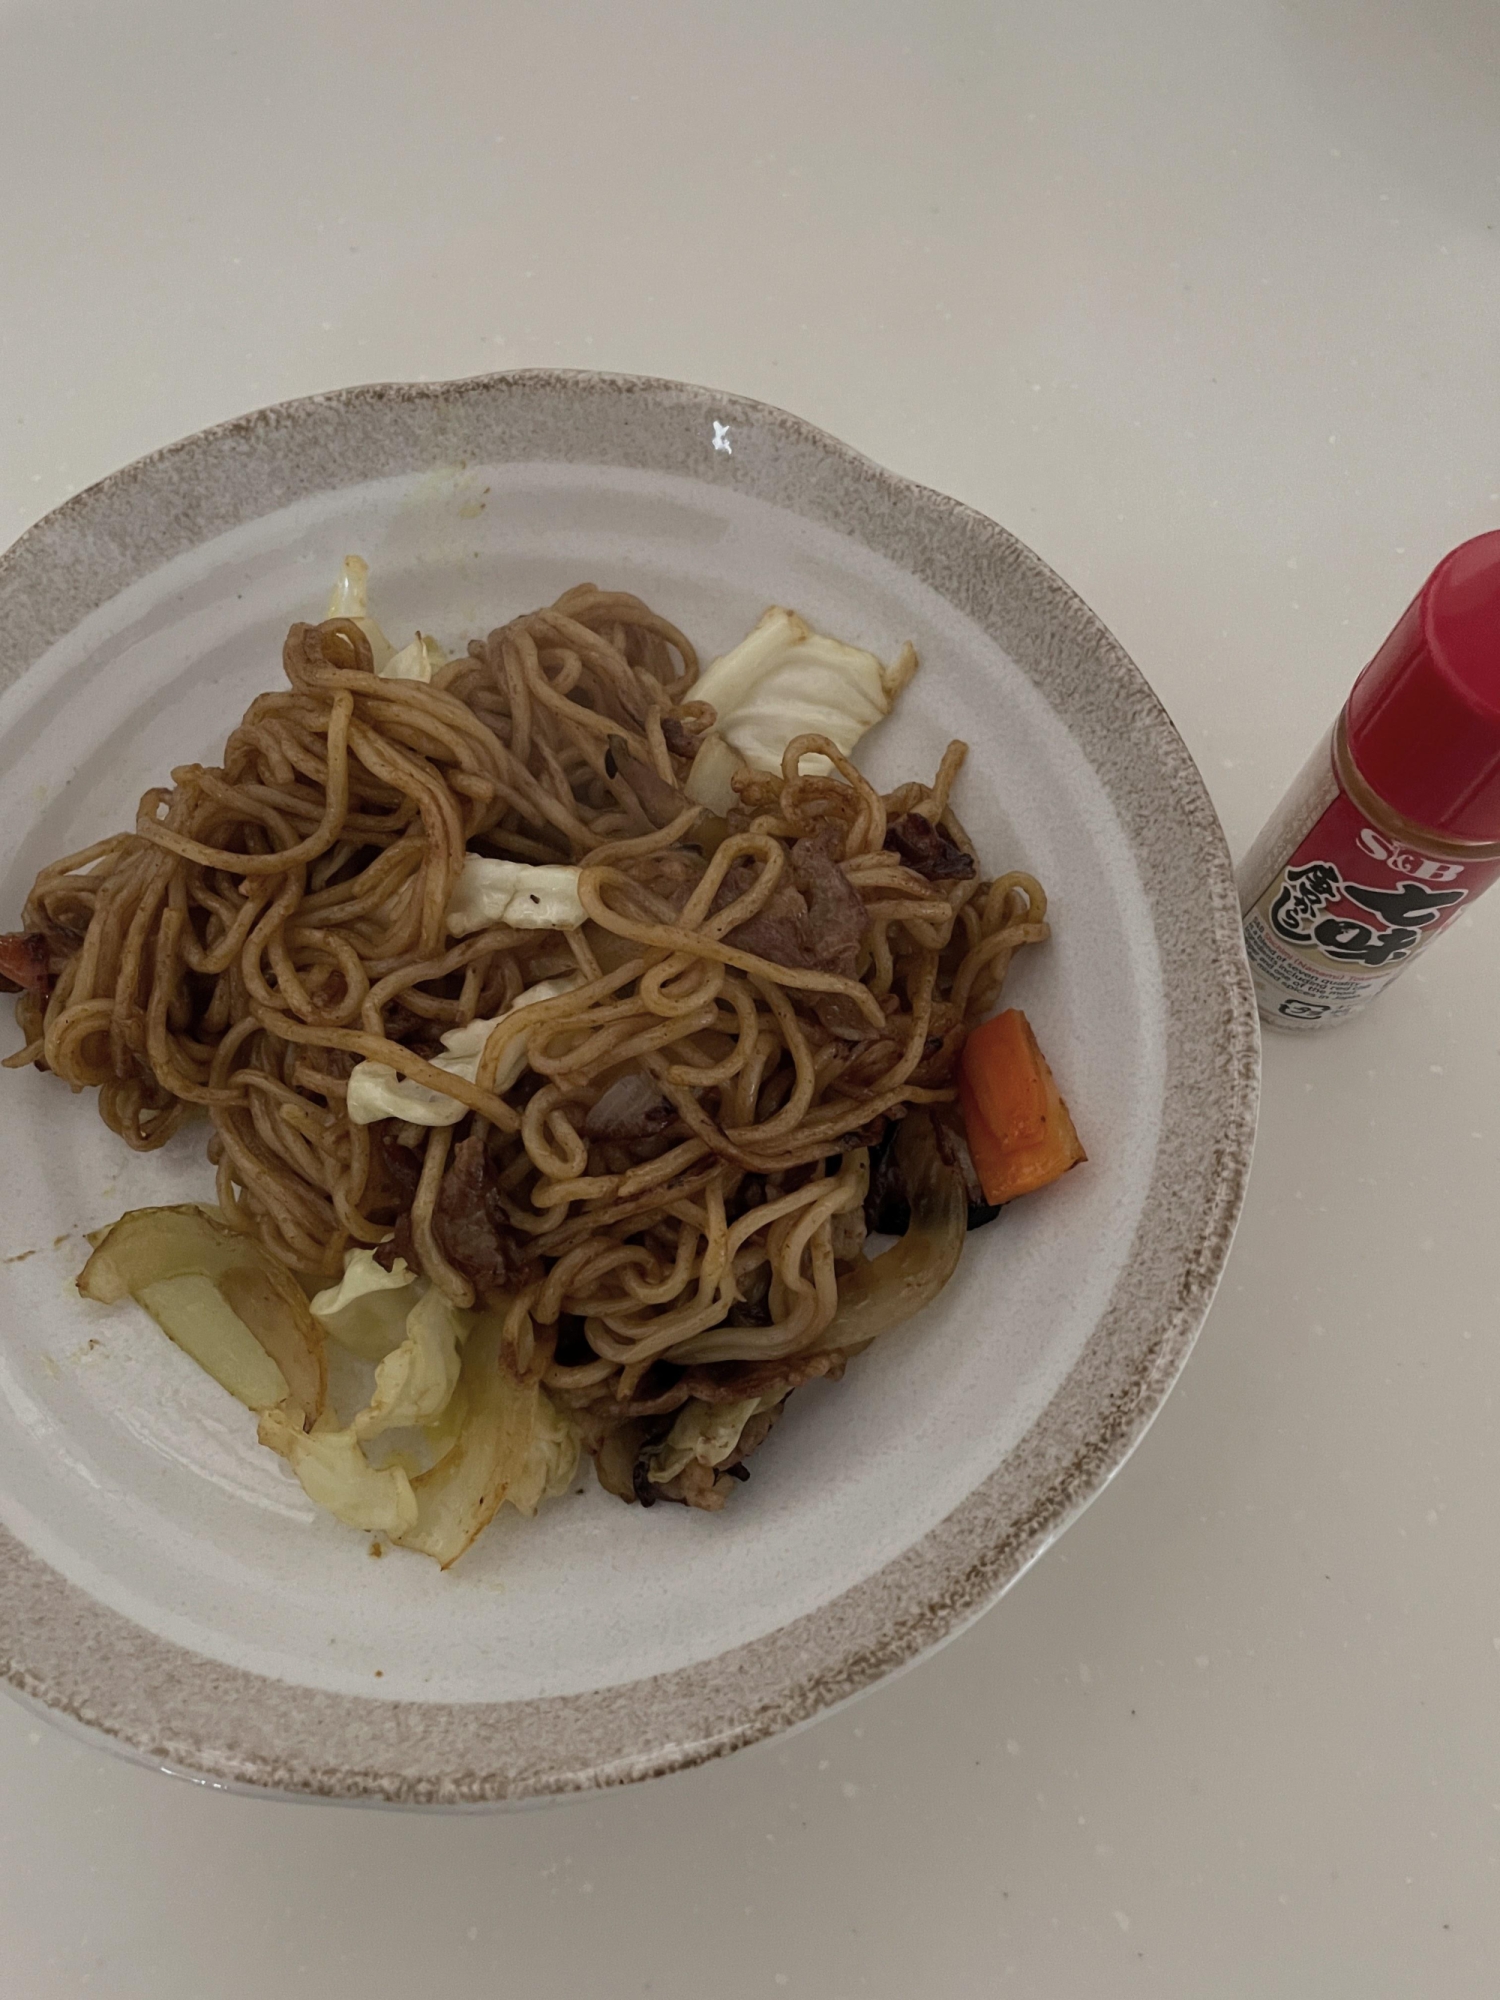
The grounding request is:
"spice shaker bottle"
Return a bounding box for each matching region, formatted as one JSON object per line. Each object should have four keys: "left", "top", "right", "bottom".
{"left": 1239, "top": 529, "right": 1500, "bottom": 1030}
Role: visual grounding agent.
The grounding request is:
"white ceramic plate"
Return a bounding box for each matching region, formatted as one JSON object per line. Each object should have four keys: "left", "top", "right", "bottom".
{"left": 0, "top": 374, "right": 1257, "bottom": 1802}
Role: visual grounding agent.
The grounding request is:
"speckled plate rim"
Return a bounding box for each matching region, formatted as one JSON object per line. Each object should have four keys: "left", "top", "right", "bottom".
{"left": 0, "top": 371, "right": 1259, "bottom": 1805}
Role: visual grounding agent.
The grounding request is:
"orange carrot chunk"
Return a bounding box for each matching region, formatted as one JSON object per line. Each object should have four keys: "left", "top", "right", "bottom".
{"left": 957, "top": 1008, "right": 1086, "bottom": 1206}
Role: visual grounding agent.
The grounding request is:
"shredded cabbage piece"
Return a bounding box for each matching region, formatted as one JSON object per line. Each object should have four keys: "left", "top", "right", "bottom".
{"left": 445, "top": 855, "right": 587, "bottom": 936}
{"left": 646, "top": 1395, "right": 764, "bottom": 1485}
{"left": 369, "top": 1381, "right": 472, "bottom": 1481}
{"left": 686, "top": 607, "right": 917, "bottom": 811}
{"left": 506, "top": 1383, "right": 583, "bottom": 1515}
{"left": 344, "top": 974, "right": 581, "bottom": 1127}
{"left": 309, "top": 1248, "right": 419, "bottom": 1361}
{"left": 326, "top": 555, "right": 395, "bottom": 674}
{"left": 354, "top": 1286, "right": 468, "bottom": 1439}
{"left": 326, "top": 556, "right": 449, "bottom": 681}
{"left": 395, "top": 1313, "right": 580, "bottom": 1566}
{"left": 648, "top": 1408, "right": 764, "bottom": 1488}
{"left": 382, "top": 631, "right": 448, "bottom": 682}
{"left": 258, "top": 1407, "right": 418, "bottom": 1535}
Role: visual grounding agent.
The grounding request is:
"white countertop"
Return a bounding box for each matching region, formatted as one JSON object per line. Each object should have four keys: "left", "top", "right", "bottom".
{"left": 2, "top": 0, "right": 1497, "bottom": 1991}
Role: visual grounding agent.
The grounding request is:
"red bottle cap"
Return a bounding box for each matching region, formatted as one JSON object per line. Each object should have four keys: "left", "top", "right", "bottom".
{"left": 1345, "top": 530, "right": 1500, "bottom": 843}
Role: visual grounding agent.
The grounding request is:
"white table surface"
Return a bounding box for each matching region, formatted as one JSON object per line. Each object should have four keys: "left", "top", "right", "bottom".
{"left": 3, "top": 1, "right": 1498, "bottom": 1992}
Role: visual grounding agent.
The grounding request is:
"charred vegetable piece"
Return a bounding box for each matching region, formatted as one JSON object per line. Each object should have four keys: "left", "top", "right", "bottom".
{"left": 0, "top": 931, "right": 51, "bottom": 996}
{"left": 882, "top": 812, "right": 976, "bottom": 881}
{"left": 394, "top": 1311, "right": 578, "bottom": 1568}
{"left": 595, "top": 1418, "right": 653, "bottom": 1502}
{"left": 957, "top": 1009, "right": 1086, "bottom": 1205}
{"left": 930, "top": 1100, "right": 1004, "bottom": 1231}
{"left": 863, "top": 1120, "right": 912, "bottom": 1237}
{"left": 820, "top": 1109, "right": 967, "bottom": 1354}
{"left": 864, "top": 1110, "right": 1000, "bottom": 1235}
{"left": 77, "top": 1204, "right": 325, "bottom": 1419}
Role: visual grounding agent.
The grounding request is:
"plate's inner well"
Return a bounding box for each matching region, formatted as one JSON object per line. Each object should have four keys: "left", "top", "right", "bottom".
{"left": 0, "top": 460, "right": 1162, "bottom": 1704}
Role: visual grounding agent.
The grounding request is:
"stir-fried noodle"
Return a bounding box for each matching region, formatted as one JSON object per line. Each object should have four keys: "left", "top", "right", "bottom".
{"left": 5, "top": 585, "right": 1049, "bottom": 1516}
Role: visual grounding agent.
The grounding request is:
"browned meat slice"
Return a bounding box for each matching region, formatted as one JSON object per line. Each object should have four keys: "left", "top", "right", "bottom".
{"left": 372, "top": 1130, "right": 423, "bottom": 1213}
{"left": 788, "top": 823, "right": 867, "bottom": 976}
{"left": 723, "top": 882, "right": 811, "bottom": 968}
{"left": 431, "top": 1133, "right": 537, "bottom": 1297}
{"left": 716, "top": 825, "right": 868, "bottom": 975}
{"left": 882, "top": 812, "right": 976, "bottom": 881}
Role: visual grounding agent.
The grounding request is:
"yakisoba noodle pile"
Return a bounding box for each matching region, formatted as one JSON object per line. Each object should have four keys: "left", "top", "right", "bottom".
{"left": 2, "top": 572, "right": 1053, "bottom": 1556}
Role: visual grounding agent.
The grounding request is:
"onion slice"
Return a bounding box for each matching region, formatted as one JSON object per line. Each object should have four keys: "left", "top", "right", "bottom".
{"left": 78, "top": 1204, "right": 326, "bottom": 1420}
{"left": 818, "top": 1111, "right": 967, "bottom": 1355}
